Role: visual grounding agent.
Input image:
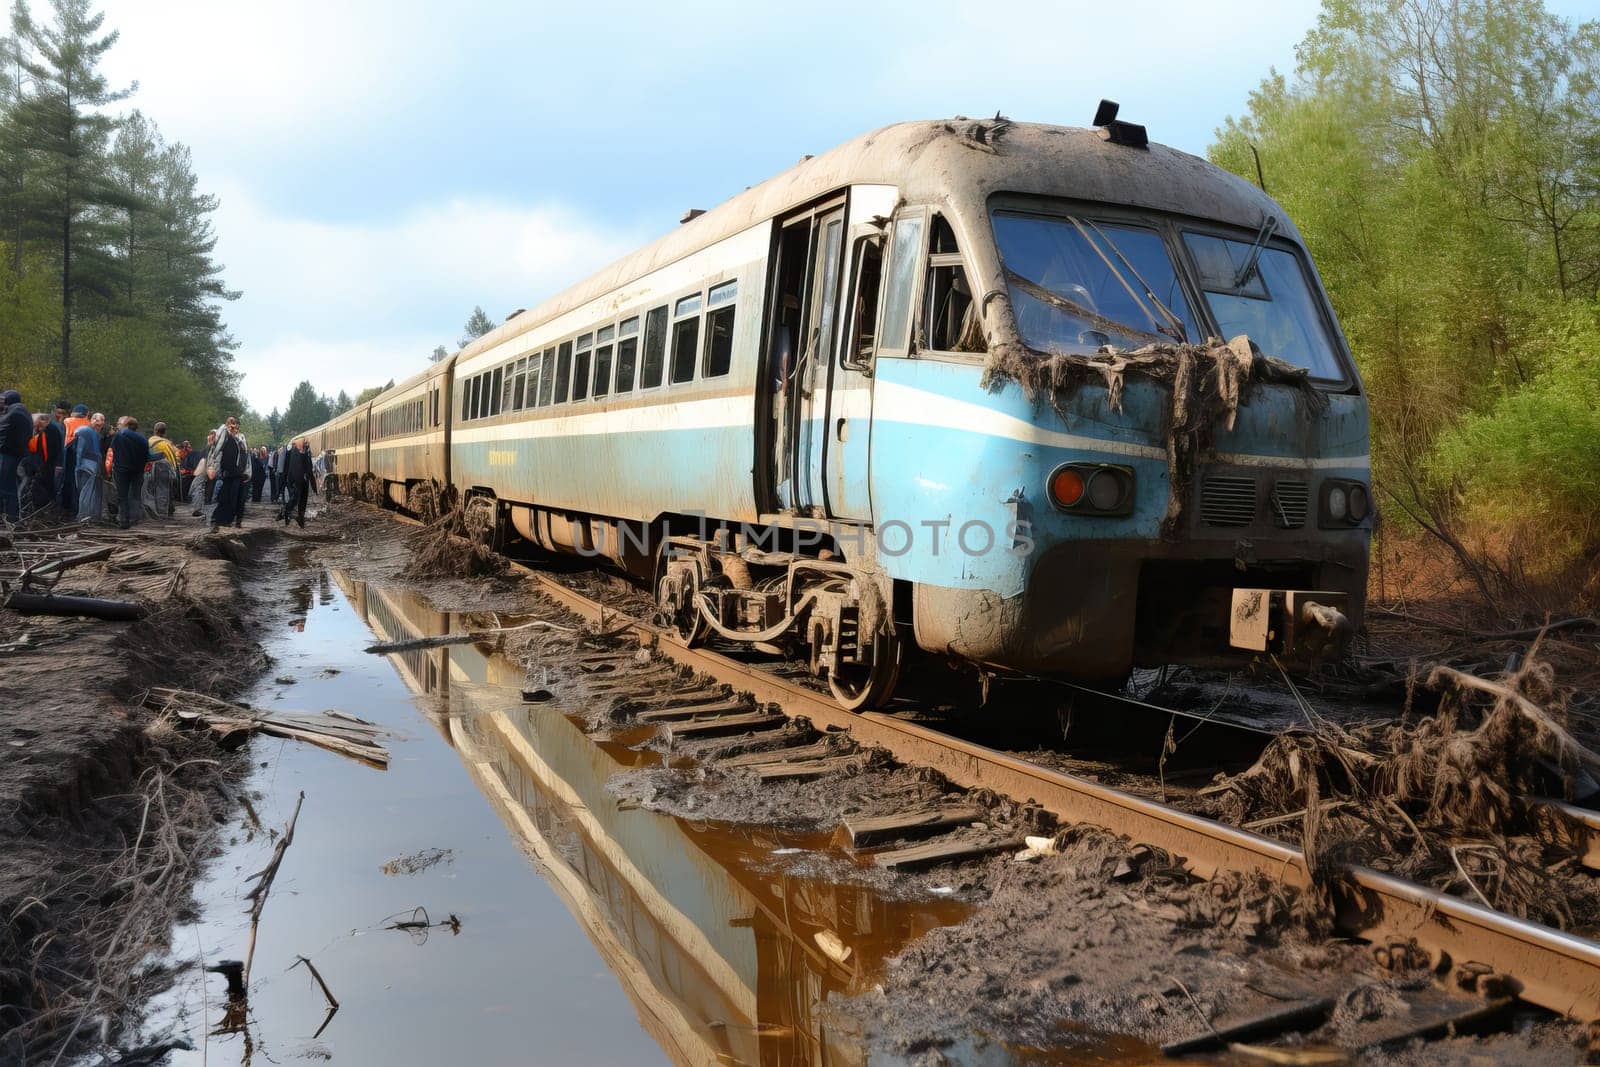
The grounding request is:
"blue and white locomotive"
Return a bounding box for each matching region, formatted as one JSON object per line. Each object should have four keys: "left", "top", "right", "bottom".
{"left": 309, "top": 109, "right": 1371, "bottom": 709}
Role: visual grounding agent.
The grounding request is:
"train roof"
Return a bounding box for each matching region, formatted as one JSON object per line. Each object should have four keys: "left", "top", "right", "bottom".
{"left": 456, "top": 118, "right": 1290, "bottom": 365}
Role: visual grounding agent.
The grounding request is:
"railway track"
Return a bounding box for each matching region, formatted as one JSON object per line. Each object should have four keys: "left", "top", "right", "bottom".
{"left": 388, "top": 510, "right": 1600, "bottom": 1031}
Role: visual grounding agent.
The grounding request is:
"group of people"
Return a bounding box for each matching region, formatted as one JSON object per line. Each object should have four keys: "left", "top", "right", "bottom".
{"left": 182, "top": 429, "right": 334, "bottom": 530}
{"left": 0, "top": 390, "right": 341, "bottom": 532}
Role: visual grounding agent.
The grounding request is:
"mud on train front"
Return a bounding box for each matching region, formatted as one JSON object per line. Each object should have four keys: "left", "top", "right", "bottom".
{"left": 854, "top": 180, "right": 1369, "bottom": 695}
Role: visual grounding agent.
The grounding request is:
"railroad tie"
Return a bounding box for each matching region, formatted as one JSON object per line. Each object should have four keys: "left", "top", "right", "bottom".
{"left": 748, "top": 755, "right": 866, "bottom": 783}
{"left": 719, "top": 740, "right": 840, "bottom": 768}
{"left": 633, "top": 698, "right": 753, "bottom": 724}
{"left": 869, "top": 836, "right": 1024, "bottom": 872}
{"left": 663, "top": 710, "right": 786, "bottom": 743}
{"left": 841, "top": 805, "right": 988, "bottom": 849}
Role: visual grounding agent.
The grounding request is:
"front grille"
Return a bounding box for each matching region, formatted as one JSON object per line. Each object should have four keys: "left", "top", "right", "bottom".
{"left": 1199, "top": 476, "right": 1258, "bottom": 526}
{"left": 1269, "top": 480, "right": 1309, "bottom": 528}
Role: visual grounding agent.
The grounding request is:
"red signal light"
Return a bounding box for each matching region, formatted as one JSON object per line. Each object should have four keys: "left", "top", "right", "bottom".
{"left": 1050, "top": 467, "right": 1085, "bottom": 508}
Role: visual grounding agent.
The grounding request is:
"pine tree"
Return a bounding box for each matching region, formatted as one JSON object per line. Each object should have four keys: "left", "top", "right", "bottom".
{"left": 459, "top": 306, "right": 495, "bottom": 347}
{"left": 429, "top": 344, "right": 448, "bottom": 363}
{"left": 333, "top": 389, "right": 352, "bottom": 415}
{"left": 267, "top": 406, "right": 282, "bottom": 441}
{"left": 9, "top": 0, "right": 134, "bottom": 371}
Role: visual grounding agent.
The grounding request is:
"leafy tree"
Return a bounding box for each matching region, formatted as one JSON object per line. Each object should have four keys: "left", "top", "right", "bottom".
{"left": 1211, "top": 0, "right": 1600, "bottom": 601}
{"left": 355, "top": 379, "right": 394, "bottom": 405}
{"left": 429, "top": 344, "right": 448, "bottom": 363}
{"left": 333, "top": 388, "right": 352, "bottom": 415}
{"left": 280, "top": 379, "right": 332, "bottom": 438}
{"left": 459, "top": 305, "right": 495, "bottom": 347}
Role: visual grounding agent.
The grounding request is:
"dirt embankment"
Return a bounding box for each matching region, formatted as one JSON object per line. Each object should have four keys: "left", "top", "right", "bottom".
{"left": 0, "top": 512, "right": 329, "bottom": 1062}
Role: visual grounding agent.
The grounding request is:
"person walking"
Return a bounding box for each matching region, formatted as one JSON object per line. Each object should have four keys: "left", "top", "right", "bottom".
{"left": 201, "top": 429, "right": 219, "bottom": 506}
{"left": 58, "top": 405, "right": 88, "bottom": 511}
{"left": 189, "top": 447, "right": 210, "bottom": 518}
{"left": 250, "top": 446, "right": 268, "bottom": 502}
{"left": 110, "top": 418, "right": 150, "bottom": 529}
{"left": 0, "top": 390, "right": 33, "bottom": 523}
{"left": 178, "top": 441, "right": 198, "bottom": 503}
{"left": 146, "top": 421, "right": 180, "bottom": 518}
{"left": 46, "top": 405, "right": 67, "bottom": 505}
{"left": 322, "top": 448, "right": 339, "bottom": 501}
{"left": 266, "top": 444, "right": 281, "bottom": 504}
{"left": 280, "top": 436, "right": 315, "bottom": 528}
{"left": 208, "top": 416, "right": 249, "bottom": 532}
{"left": 73, "top": 415, "right": 106, "bottom": 522}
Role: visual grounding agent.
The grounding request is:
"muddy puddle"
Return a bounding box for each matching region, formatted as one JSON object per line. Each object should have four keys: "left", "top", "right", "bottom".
{"left": 129, "top": 567, "right": 1032, "bottom": 1066}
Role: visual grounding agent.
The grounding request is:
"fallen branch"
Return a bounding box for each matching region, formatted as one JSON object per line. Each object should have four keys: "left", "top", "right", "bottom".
{"left": 5, "top": 591, "right": 146, "bottom": 621}
{"left": 243, "top": 791, "right": 304, "bottom": 988}
{"left": 364, "top": 620, "right": 571, "bottom": 654}
{"left": 1373, "top": 607, "right": 1599, "bottom": 641}
{"left": 290, "top": 954, "right": 339, "bottom": 1011}
{"left": 148, "top": 688, "right": 388, "bottom": 768}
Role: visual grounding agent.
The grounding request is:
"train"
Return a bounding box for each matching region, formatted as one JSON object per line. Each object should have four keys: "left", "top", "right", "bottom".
{"left": 304, "top": 107, "right": 1372, "bottom": 710}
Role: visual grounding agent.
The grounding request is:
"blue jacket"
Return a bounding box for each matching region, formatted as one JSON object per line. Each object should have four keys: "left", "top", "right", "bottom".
{"left": 73, "top": 424, "right": 101, "bottom": 467}
{"left": 111, "top": 429, "right": 150, "bottom": 474}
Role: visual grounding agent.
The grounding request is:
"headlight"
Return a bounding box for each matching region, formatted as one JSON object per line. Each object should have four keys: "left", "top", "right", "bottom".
{"left": 1326, "top": 485, "right": 1348, "bottom": 521}
{"left": 1349, "top": 484, "right": 1369, "bottom": 521}
{"left": 1047, "top": 463, "right": 1134, "bottom": 516}
{"left": 1086, "top": 469, "right": 1124, "bottom": 511}
{"left": 1319, "top": 478, "right": 1370, "bottom": 527}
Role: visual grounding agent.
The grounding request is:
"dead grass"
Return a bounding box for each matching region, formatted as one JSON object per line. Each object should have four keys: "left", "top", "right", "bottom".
{"left": 400, "top": 504, "right": 504, "bottom": 580}
{"left": 1202, "top": 636, "right": 1600, "bottom": 929}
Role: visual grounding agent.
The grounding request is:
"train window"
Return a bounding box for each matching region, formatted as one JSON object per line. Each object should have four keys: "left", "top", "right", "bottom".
{"left": 641, "top": 305, "right": 668, "bottom": 388}
{"left": 500, "top": 363, "right": 514, "bottom": 412}
{"left": 703, "top": 281, "right": 736, "bottom": 377}
{"left": 993, "top": 212, "right": 1194, "bottom": 353}
{"left": 525, "top": 355, "right": 541, "bottom": 411}
{"left": 669, "top": 293, "right": 700, "bottom": 384}
{"left": 512, "top": 358, "right": 526, "bottom": 410}
{"left": 926, "top": 262, "right": 982, "bottom": 351}
{"left": 538, "top": 347, "right": 555, "bottom": 406}
{"left": 573, "top": 333, "right": 592, "bottom": 402}
{"left": 554, "top": 342, "right": 572, "bottom": 404}
{"left": 490, "top": 367, "right": 503, "bottom": 416}
{"left": 845, "top": 236, "right": 884, "bottom": 368}
{"left": 593, "top": 325, "right": 614, "bottom": 398}
{"left": 1181, "top": 232, "right": 1343, "bottom": 380}
{"left": 615, "top": 316, "right": 639, "bottom": 393}
{"left": 879, "top": 214, "right": 924, "bottom": 352}
{"left": 461, "top": 381, "right": 471, "bottom": 421}
{"left": 475, "top": 373, "right": 488, "bottom": 419}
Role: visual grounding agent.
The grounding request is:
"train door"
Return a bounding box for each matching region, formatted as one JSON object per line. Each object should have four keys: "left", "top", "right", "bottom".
{"left": 822, "top": 185, "right": 899, "bottom": 522}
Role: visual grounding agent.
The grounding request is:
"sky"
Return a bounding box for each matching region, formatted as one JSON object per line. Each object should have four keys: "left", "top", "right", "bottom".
{"left": 90, "top": 0, "right": 1596, "bottom": 415}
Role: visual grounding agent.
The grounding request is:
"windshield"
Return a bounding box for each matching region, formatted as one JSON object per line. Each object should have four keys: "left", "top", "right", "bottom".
{"left": 1182, "top": 232, "right": 1344, "bottom": 379}
{"left": 992, "top": 212, "right": 1195, "bottom": 355}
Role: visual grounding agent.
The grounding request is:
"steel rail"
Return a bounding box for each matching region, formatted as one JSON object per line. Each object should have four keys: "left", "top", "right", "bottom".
{"left": 383, "top": 512, "right": 1600, "bottom": 1021}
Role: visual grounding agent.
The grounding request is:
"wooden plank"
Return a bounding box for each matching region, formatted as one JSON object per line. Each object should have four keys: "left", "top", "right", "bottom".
{"left": 664, "top": 711, "right": 786, "bottom": 743}
{"left": 1161, "top": 998, "right": 1334, "bottom": 1056}
{"left": 751, "top": 755, "right": 866, "bottom": 782}
{"left": 843, "top": 806, "right": 987, "bottom": 848}
{"left": 870, "top": 836, "right": 1023, "bottom": 872}
{"left": 720, "top": 741, "right": 839, "bottom": 768}
{"left": 634, "top": 699, "right": 751, "bottom": 724}
{"left": 618, "top": 688, "right": 731, "bottom": 712}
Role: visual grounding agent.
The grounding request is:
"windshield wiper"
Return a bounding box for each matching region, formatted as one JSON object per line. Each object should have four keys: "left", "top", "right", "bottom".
{"left": 1003, "top": 268, "right": 1169, "bottom": 348}
{"left": 1076, "top": 218, "right": 1188, "bottom": 342}
{"left": 1232, "top": 214, "right": 1279, "bottom": 290}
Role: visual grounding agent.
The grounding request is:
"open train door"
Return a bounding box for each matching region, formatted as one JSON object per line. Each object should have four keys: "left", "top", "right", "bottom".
{"left": 820, "top": 185, "right": 899, "bottom": 522}
{"left": 761, "top": 196, "right": 844, "bottom": 515}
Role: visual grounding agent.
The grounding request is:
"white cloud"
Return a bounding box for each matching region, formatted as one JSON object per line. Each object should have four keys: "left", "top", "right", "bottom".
{"left": 219, "top": 190, "right": 643, "bottom": 411}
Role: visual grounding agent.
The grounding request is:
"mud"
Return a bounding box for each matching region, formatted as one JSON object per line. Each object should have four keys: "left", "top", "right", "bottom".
{"left": 339, "top": 504, "right": 1600, "bottom": 1063}
{"left": 0, "top": 511, "right": 329, "bottom": 1061}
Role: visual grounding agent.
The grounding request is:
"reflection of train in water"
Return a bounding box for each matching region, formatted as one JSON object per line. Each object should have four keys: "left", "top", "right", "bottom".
{"left": 309, "top": 110, "right": 1371, "bottom": 709}
{"left": 333, "top": 573, "right": 962, "bottom": 1065}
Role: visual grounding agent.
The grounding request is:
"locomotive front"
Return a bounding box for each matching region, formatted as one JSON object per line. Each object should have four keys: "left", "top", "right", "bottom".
{"left": 872, "top": 122, "right": 1371, "bottom": 686}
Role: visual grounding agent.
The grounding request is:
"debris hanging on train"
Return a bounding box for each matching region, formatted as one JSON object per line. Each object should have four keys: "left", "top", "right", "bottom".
{"left": 983, "top": 332, "right": 1327, "bottom": 534}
